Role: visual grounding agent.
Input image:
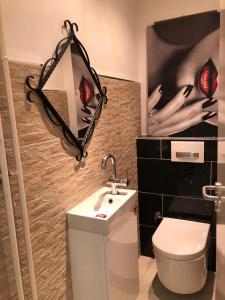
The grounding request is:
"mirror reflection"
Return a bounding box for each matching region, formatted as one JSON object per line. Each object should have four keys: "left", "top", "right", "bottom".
{"left": 71, "top": 44, "right": 101, "bottom": 139}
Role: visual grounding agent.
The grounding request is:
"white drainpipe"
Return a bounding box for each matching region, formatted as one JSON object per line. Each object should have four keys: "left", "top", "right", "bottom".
{"left": 0, "top": 116, "right": 25, "bottom": 300}
{"left": 2, "top": 57, "right": 38, "bottom": 300}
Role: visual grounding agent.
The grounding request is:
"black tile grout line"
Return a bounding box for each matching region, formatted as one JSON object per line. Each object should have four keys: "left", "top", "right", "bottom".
{"left": 210, "top": 162, "right": 213, "bottom": 186}
{"left": 137, "top": 157, "right": 165, "bottom": 161}
{"left": 138, "top": 190, "right": 202, "bottom": 200}
{"left": 138, "top": 191, "right": 164, "bottom": 197}
{"left": 137, "top": 157, "right": 216, "bottom": 163}
{"left": 137, "top": 136, "right": 223, "bottom": 141}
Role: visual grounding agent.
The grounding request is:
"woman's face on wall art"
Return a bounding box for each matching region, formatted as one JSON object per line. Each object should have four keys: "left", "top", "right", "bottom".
{"left": 147, "top": 11, "right": 220, "bottom": 137}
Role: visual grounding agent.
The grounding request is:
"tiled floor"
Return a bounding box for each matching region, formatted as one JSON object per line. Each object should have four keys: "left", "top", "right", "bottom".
{"left": 137, "top": 256, "right": 216, "bottom": 300}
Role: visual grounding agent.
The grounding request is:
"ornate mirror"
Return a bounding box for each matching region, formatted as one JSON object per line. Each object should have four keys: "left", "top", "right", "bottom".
{"left": 25, "top": 20, "right": 107, "bottom": 161}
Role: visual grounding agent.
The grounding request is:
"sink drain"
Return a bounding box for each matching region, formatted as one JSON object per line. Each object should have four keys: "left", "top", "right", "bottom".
{"left": 96, "top": 213, "right": 107, "bottom": 218}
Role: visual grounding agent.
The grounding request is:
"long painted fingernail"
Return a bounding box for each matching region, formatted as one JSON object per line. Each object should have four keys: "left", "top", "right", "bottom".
{"left": 202, "top": 98, "right": 217, "bottom": 109}
{"left": 202, "top": 112, "right": 217, "bottom": 121}
{"left": 183, "top": 85, "right": 193, "bottom": 97}
{"left": 82, "top": 117, "right": 91, "bottom": 124}
{"left": 159, "top": 84, "right": 164, "bottom": 94}
{"left": 81, "top": 107, "right": 91, "bottom": 114}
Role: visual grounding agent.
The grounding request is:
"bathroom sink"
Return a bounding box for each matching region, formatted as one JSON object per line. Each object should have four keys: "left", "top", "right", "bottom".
{"left": 67, "top": 187, "right": 137, "bottom": 235}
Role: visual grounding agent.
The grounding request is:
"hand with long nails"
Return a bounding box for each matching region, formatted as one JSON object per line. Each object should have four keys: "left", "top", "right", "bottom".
{"left": 147, "top": 84, "right": 218, "bottom": 136}
{"left": 80, "top": 106, "right": 96, "bottom": 125}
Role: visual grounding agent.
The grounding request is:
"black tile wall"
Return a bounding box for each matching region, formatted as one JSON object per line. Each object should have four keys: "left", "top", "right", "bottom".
{"left": 163, "top": 196, "right": 214, "bottom": 221}
{"left": 161, "top": 140, "right": 171, "bottom": 159}
{"left": 137, "top": 138, "right": 217, "bottom": 272}
{"left": 137, "top": 139, "right": 160, "bottom": 158}
{"left": 208, "top": 238, "right": 216, "bottom": 272}
{"left": 211, "top": 212, "right": 217, "bottom": 238}
{"left": 139, "top": 193, "right": 162, "bottom": 227}
{"left": 138, "top": 159, "right": 211, "bottom": 197}
{"left": 140, "top": 226, "right": 156, "bottom": 257}
{"left": 211, "top": 162, "right": 217, "bottom": 185}
{"left": 205, "top": 141, "right": 217, "bottom": 162}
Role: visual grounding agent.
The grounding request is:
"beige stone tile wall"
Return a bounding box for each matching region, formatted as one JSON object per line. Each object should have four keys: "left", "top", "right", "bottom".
{"left": 4, "top": 60, "right": 141, "bottom": 299}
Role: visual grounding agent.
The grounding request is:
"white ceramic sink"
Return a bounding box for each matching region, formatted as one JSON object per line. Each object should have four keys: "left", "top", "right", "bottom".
{"left": 67, "top": 187, "right": 137, "bottom": 235}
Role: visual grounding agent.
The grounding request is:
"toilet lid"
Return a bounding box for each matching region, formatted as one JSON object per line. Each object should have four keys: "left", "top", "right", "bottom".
{"left": 152, "top": 218, "right": 210, "bottom": 260}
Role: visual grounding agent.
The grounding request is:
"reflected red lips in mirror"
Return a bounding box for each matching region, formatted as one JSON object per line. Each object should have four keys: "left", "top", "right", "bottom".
{"left": 79, "top": 76, "right": 93, "bottom": 106}
{"left": 199, "top": 59, "right": 218, "bottom": 98}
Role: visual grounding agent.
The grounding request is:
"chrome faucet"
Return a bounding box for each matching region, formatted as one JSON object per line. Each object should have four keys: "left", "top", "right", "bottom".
{"left": 101, "top": 154, "right": 117, "bottom": 179}
{"left": 101, "top": 154, "right": 129, "bottom": 194}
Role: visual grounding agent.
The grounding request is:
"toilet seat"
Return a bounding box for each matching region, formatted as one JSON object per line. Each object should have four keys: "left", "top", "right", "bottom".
{"left": 152, "top": 218, "right": 210, "bottom": 261}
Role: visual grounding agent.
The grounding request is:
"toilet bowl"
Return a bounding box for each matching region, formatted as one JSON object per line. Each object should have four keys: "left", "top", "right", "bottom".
{"left": 152, "top": 217, "right": 210, "bottom": 294}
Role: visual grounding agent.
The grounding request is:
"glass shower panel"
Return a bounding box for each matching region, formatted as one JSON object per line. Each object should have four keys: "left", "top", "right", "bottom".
{"left": 216, "top": 3, "right": 225, "bottom": 300}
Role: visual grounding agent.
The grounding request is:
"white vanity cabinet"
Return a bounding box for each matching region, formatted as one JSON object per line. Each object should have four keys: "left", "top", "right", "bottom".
{"left": 67, "top": 188, "right": 139, "bottom": 300}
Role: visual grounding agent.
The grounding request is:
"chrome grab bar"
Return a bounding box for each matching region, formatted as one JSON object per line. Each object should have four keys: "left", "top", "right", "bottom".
{"left": 202, "top": 182, "right": 225, "bottom": 202}
{"left": 202, "top": 185, "right": 218, "bottom": 201}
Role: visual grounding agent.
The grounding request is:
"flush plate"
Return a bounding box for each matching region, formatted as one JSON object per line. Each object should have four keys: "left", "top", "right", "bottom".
{"left": 171, "top": 141, "right": 204, "bottom": 163}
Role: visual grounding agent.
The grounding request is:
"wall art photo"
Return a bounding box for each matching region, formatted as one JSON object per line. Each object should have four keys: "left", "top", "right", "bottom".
{"left": 147, "top": 11, "right": 220, "bottom": 137}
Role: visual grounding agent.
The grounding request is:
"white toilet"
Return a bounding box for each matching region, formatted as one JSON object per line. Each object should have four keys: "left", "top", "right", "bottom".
{"left": 152, "top": 217, "right": 210, "bottom": 294}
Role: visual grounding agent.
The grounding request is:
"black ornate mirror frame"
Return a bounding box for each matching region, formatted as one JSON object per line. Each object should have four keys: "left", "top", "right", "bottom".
{"left": 25, "top": 20, "right": 107, "bottom": 161}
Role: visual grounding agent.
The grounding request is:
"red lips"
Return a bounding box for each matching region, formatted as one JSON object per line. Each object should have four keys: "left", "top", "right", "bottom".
{"left": 79, "top": 76, "right": 93, "bottom": 106}
{"left": 199, "top": 59, "right": 218, "bottom": 98}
